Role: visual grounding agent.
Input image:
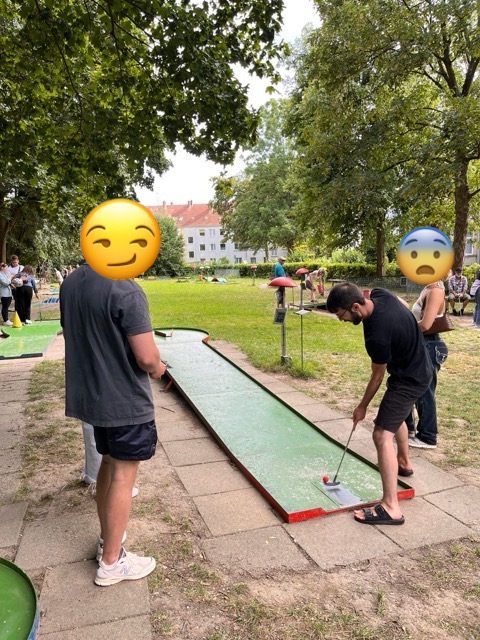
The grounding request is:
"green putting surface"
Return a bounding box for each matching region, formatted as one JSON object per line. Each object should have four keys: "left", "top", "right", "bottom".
{"left": 0, "top": 320, "right": 62, "bottom": 359}
{"left": 155, "top": 328, "right": 414, "bottom": 522}
{"left": 0, "top": 558, "right": 38, "bottom": 640}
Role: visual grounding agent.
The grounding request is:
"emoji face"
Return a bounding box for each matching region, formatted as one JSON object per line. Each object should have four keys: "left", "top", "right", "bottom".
{"left": 397, "top": 227, "right": 453, "bottom": 285}
{"left": 80, "top": 199, "right": 161, "bottom": 279}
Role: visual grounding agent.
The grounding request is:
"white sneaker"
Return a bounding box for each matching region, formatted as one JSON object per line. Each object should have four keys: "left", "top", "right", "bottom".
{"left": 95, "top": 547, "right": 156, "bottom": 586}
{"left": 25, "top": 319, "right": 32, "bottom": 324}
{"left": 408, "top": 436, "right": 437, "bottom": 449}
{"left": 96, "top": 530, "right": 127, "bottom": 561}
{"left": 2, "top": 320, "right": 12, "bottom": 326}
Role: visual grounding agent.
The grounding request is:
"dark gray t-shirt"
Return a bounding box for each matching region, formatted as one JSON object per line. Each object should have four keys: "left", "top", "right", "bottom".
{"left": 363, "top": 288, "right": 433, "bottom": 386}
{"left": 60, "top": 264, "right": 154, "bottom": 427}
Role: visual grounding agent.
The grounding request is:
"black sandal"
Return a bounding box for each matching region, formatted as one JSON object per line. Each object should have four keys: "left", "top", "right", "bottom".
{"left": 354, "top": 504, "right": 405, "bottom": 525}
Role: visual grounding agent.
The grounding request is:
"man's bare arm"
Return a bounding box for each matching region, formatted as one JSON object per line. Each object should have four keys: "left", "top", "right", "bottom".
{"left": 127, "top": 332, "right": 166, "bottom": 379}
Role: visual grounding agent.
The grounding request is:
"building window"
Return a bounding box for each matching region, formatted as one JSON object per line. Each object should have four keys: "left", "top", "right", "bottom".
{"left": 234, "top": 243, "right": 240, "bottom": 250}
{"left": 187, "top": 237, "right": 193, "bottom": 244}
{"left": 210, "top": 244, "right": 216, "bottom": 251}
{"left": 188, "top": 251, "right": 194, "bottom": 258}
{"left": 220, "top": 243, "right": 226, "bottom": 250}
{"left": 209, "top": 229, "right": 215, "bottom": 236}
{"left": 200, "top": 244, "right": 206, "bottom": 251}
{"left": 199, "top": 229, "right": 205, "bottom": 236}
{"left": 234, "top": 257, "right": 242, "bottom": 264}
{"left": 250, "top": 257, "right": 257, "bottom": 264}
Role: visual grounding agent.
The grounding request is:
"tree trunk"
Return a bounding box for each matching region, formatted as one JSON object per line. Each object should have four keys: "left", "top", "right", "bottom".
{"left": 452, "top": 159, "right": 469, "bottom": 271}
{"left": 0, "top": 216, "right": 11, "bottom": 264}
{"left": 376, "top": 222, "right": 385, "bottom": 277}
{"left": 265, "top": 245, "right": 269, "bottom": 261}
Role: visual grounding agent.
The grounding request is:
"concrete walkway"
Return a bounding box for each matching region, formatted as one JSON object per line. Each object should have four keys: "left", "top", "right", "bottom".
{"left": 0, "top": 334, "right": 479, "bottom": 639}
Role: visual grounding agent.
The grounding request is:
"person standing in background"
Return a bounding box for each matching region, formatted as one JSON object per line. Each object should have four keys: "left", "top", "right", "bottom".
{"left": 6, "top": 254, "right": 24, "bottom": 310}
{"left": 15, "top": 265, "right": 39, "bottom": 324}
{"left": 406, "top": 281, "right": 448, "bottom": 450}
{"left": 0, "top": 263, "right": 13, "bottom": 326}
{"left": 469, "top": 270, "right": 480, "bottom": 326}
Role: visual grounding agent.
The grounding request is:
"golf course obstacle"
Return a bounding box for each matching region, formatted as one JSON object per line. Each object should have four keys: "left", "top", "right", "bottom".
{"left": 154, "top": 328, "right": 414, "bottom": 522}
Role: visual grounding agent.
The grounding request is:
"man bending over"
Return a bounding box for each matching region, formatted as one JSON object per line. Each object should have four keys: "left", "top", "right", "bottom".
{"left": 327, "top": 283, "right": 432, "bottom": 525}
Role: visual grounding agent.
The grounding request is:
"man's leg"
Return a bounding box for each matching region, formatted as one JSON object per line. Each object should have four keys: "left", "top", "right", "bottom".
{"left": 355, "top": 425, "right": 404, "bottom": 521}
{"left": 96, "top": 455, "right": 139, "bottom": 565}
{"left": 395, "top": 421, "right": 413, "bottom": 472}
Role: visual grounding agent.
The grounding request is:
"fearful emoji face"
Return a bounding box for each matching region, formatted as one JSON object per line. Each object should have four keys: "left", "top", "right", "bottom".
{"left": 80, "top": 199, "right": 161, "bottom": 279}
{"left": 396, "top": 227, "right": 453, "bottom": 285}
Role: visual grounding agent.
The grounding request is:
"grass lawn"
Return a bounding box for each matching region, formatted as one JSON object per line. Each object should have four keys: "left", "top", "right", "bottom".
{"left": 143, "top": 278, "right": 479, "bottom": 470}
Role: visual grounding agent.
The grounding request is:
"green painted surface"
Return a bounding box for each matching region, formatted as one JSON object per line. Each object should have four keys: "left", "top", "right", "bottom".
{"left": 0, "top": 320, "right": 61, "bottom": 359}
{"left": 155, "top": 329, "right": 409, "bottom": 519}
{"left": 0, "top": 558, "right": 37, "bottom": 640}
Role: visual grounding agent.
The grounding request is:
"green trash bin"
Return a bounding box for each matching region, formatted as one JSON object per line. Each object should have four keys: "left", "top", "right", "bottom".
{"left": 0, "top": 557, "right": 39, "bottom": 639}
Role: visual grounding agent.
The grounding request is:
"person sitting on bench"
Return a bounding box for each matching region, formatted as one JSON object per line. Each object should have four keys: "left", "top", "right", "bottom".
{"left": 447, "top": 267, "right": 470, "bottom": 316}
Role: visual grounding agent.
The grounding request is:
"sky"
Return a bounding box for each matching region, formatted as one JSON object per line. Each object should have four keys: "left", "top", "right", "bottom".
{"left": 137, "top": 0, "right": 321, "bottom": 206}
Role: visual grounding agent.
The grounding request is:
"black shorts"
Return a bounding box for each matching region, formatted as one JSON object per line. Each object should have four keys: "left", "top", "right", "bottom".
{"left": 93, "top": 420, "right": 158, "bottom": 461}
{"left": 305, "top": 280, "right": 313, "bottom": 290}
{"left": 374, "top": 378, "right": 430, "bottom": 433}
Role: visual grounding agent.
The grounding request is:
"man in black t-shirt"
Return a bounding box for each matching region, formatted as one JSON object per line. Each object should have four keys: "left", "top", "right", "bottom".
{"left": 327, "top": 283, "right": 433, "bottom": 526}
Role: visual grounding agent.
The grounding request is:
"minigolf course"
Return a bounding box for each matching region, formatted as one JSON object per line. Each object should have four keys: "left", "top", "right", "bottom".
{"left": 0, "top": 320, "right": 62, "bottom": 360}
{"left": 154, "top": 328, "right": 414, "bottom": 522}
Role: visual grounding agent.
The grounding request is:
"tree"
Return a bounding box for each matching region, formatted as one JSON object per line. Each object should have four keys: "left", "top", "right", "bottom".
{"left": 211, "top": 99, "right": 299, "bottom": 258}
{"left": 287, "top": 0, "right": 480, "bottom": 270}
{"left": 149, "top": 215, "right": 185, "bottom": 276}
{"left": 0, "top": 0, "right": 287, "bottom": 261}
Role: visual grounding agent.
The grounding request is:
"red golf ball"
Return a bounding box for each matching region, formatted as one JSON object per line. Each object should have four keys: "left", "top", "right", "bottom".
{"left": 322, "top": 475, "right": 329, "bottom": 483}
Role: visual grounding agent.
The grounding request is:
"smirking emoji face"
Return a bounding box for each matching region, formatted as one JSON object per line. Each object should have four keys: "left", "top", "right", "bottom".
{"left": 80, "top": 199, "right": 161, "bottom": 279}
{"left": 397, "top": 227, "right": 453, "bottom": 285}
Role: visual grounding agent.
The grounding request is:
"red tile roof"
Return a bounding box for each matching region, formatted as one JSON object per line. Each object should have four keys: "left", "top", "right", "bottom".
{"left": 146, "top": 203, "right": 220, "bottom": 228}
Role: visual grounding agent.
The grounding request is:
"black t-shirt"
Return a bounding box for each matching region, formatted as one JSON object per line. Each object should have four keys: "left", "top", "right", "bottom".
{"left": 60, "top": 264, "right": 154, "bottom": 427}
{"left": 363, "top": 289, "right": 433, "bottom": 386}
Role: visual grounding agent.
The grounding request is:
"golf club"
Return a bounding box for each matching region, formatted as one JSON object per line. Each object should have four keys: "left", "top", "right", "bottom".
{"left": 323, "top": 423, "right": 356, "bottom": 486}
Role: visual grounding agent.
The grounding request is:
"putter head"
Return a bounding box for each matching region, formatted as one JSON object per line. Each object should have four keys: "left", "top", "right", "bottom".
{"left": 324, "top": 480, "right": 340, "bottom": 487}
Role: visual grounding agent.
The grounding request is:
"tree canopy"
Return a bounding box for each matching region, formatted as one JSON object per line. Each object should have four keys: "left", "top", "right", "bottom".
{"left": 287, "top": 0, "right": 480, "bottom": 270}
{"left": 211, "top": 99, "right": 299, "bottom": 258}
{"left": 0, "top": 0, "right": 286, "bottom": 261}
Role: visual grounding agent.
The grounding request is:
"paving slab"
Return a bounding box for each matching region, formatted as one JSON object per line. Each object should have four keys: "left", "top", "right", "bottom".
{"left": 157, "top": 419, "right": 208, "bottom": 443}
{"left": 397, "top": 456, "right": 464, "bottom": 497}
{"left": 0, "top": 501, "right": 28, "bottom": 547}
{"left": 15, "top": 513, "right": 99, "bottom": 570}
{"left": 155, "top": 403, "right": 196, "bottom": 423}
{"left": 285, "top": 511, "right": 400, "bottom": 569}
{"left": 0, "top": 472, "right": 22, "bottom": 503}
{"left": 0, "top": 447, "right": 22, "bottom": 475}
{"left": 0, "top": 428, "right": 21, "bottom": 449}
{"left": 297, "top": 402, "right": 349, "bottom": 422}
{"left": 424, "top": 485, "right": 480, "bottom": 527}
{"left": 38, "top": 561, "right": 151, "bottom": 635}
{"left": 202, "top": 526, "right": 311, "bottom": 573}
{"left": 193, "top": 488, "right": 280, "bottom": 536}
{"left": 163, "top": 438, "right": 229, "bottom": 466}
{"left": 39, "top": 615, "right": 152, "bottom": 639}
{"left": 260, "top": 380, "right": 297, "bottom": 394}
{"left": 274, "top": 390, "right": 324, "bottom": 410}
{"left": 176, "top": 461, "right": 252, "bottom": 496}
{"left": 379, "top": 498, "right": 473, "bottom": 549}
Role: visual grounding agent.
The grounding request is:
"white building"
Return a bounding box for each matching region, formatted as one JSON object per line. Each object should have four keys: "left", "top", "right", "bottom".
{"left": 146, "top": 201, "right": 285, "bottom": 264}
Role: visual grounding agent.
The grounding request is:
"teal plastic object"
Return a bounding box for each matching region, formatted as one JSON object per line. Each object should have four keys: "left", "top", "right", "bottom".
{"left": 154, "top": 328, "right": 414, "bottom": 522}
{"left": 0, "top": 557, "right": 39, "bottom": 639}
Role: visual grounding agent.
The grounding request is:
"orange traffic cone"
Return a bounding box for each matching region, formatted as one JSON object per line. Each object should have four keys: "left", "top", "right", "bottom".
{"left": 12, "top": 312, "right": 22, "bottom": 328}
